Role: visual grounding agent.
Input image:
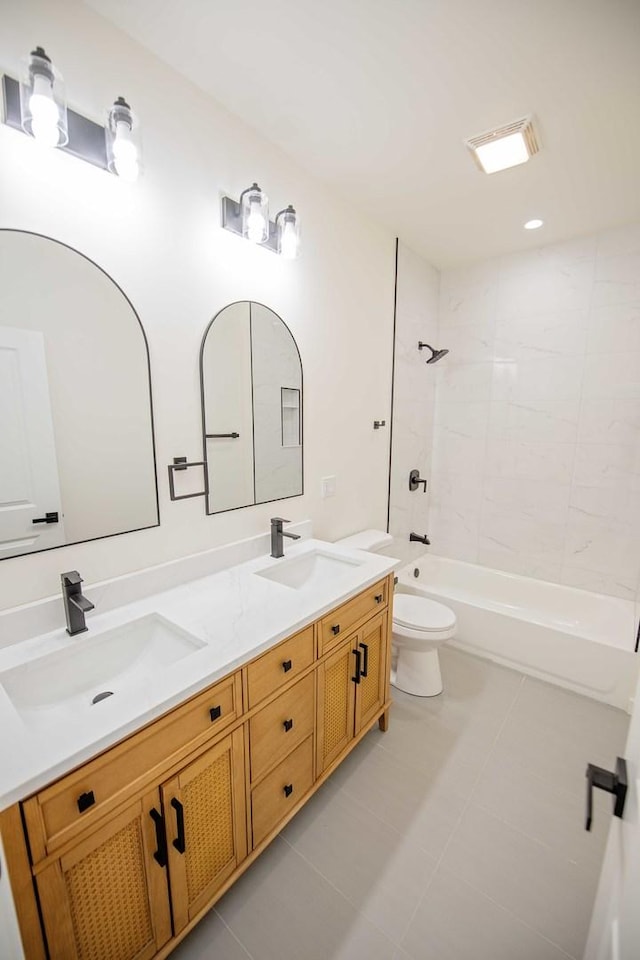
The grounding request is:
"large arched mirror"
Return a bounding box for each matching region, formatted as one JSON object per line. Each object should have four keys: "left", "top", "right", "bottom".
{"left": 0, "top": 230, "right": 159, "bottom": 559}
{"left": 200, "top": 301, "right": 303, "bottom": 514}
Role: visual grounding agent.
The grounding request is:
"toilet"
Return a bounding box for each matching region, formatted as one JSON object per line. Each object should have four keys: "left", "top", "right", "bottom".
{"left": 336, "top": 529, "right": 457, "bottom": 697}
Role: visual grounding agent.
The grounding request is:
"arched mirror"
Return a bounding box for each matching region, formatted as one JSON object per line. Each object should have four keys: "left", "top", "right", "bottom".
{"left": 0, "top": 230, "right": 159, "bottom": 559}
{"left": 200, "top": 301, "right": 303, "bottom": 514}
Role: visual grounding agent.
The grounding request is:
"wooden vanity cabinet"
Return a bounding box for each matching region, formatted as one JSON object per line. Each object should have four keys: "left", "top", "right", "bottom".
{"left": 6, "top": 575, "right": 393, "bottom": 960}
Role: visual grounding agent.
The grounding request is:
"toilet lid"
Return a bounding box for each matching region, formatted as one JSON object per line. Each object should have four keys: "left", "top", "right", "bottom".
{"left": 393, "top": 594, "right": 456, "bottom": 632}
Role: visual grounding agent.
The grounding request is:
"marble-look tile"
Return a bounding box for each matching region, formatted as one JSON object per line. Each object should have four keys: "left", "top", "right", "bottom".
{"left": 401, "top": 866, "right": 573, "bottom": 960}
{"left": 430, "top": 432, "right": 486, "bottom": 476}
{"left": 475, "top": 544, "right": 563, "bottom": 584}
{"left": 572, "top": 442, "right": 637, "bottom": 489}
{"left": 488, "top": 399, "right": 580, "bottom": 443}
{"left": 563, "top": 509, "right": 640, "bottom": 579}
{"left": 429, "top": 503, "right": 481, "bottom": 546}
{"left": 494, "top": 310, "right": 588, "bottom": 362}
{"left": 429, "top": 472, "right": 483, "bottom": 511}
{"left": 582, "top": 351, "right": 640, "bottom": 400}
{"left": 497, "top": 258, "right": 594, "bottom": 316}
{"left": 578, "top": 398, "right": 640, "bottom": 445}
{"left": 560, "top": 564, "right": 637, "bottom": 602}
{"left": 483, "top": 439, "right": 576, "bottom": 483}
{"left": 596, "top": 222, "right": 640, "bottom": 258}
{"left": 478, "top": 506, "right": 566, "bottom": 566}
{"left": 438, "top": 321, "right": 495, "bottom": 364}
{"left": 569, "top": 484, "right": 640, "bottom": 525}
{"left": 439, "top": 266, "right": 499, "bottom": 329}
{"left": 482, "top": 477, "right": 570, "bottom": 524}
{"left": 436, "top": 360, "right": 493, "bottom": 403}
{"left": 587, "top": 302, "right": 640, "bottom": 354}
{"left": 491, "top": 355, "right": 584, "bottom": 402}
{"left": 593, "top": 253, "right": 640, "bottom": 306}
{"left": 433, "top": 400, "right": 490, "bottom": 439}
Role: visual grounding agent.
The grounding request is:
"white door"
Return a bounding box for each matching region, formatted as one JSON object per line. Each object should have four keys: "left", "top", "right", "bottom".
{"left": 584, "top": 665, "right": 640, "bottom": 959}
{"left": 0, "top": 326, "right": 65, "bottom": 555}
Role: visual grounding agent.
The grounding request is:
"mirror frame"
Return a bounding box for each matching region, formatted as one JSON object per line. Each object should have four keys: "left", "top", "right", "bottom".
{"left": 0, "top": 228, "right": 160, "bottom": 560}
{"left": 199, "top": 300, "right": 304, "bottom": 515}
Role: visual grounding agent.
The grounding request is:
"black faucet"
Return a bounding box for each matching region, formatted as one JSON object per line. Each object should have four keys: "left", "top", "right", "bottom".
{"left": 270, "top": 518, "right": 301, "bottom": 558}
{"left": 61, "top": 571, "right": 95, "bottom": 635}
{"left": 409, "top": 532, "right": 431, "bottom": 545}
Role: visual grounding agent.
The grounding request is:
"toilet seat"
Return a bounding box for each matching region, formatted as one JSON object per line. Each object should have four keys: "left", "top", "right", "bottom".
{"left": 393, "top": 594, "right": 456, "bottom": 633}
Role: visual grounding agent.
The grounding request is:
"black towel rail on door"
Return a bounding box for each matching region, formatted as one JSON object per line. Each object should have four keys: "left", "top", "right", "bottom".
{"left": 206, "top": 432, "right": 240, "bottom": 439}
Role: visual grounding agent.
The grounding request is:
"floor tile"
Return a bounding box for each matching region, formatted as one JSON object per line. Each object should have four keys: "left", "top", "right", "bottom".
{"left": 401, "top": 866, "right": 572, "bottom": 960}
{"left": 440, "top": 803, "right": 598, "bottom": 957}
{"left": 283, "top": 783, "right": 438, "bottom": 942}
{"left": 171, "top": 910, "right": 253, "bottom": 960}
{"left": 216, "top": 835, "right": 396, "bottom": 960}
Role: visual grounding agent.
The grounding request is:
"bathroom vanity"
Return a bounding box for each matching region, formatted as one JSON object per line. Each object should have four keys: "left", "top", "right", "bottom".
{"left": 0, "top": 540, "right": 395, "bottom": 960}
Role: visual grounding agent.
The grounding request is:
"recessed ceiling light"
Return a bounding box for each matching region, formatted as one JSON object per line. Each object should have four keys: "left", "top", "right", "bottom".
{"left": 465, "top": 116, "right": 539, "bottom": 174}
{"left": 524, "top": 219, "right": 544, "bottom": 230}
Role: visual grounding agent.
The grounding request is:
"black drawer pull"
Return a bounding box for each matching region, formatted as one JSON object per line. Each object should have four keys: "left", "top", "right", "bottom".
{"left": 283, "top": 783, "right": 294, "bottom": 798}
{"left": 352, "top": 648, "right": 362, "bottom": 684}
{"left": 282, "top": 659, "right": 292, "bottom": 673}
{"left": 331, "top": 624, "right": 340, "bottom": 635}
{"left": 77, "top": 790, "right": 95, "bottom": 813}
{"left": 209, "top": 705, "right": 222, "bottom": 722}
{"left": 171, "top": 797, "right": 186, "bottom": 854}
{"left": 359, "top": 641, "right": 369, "bottom": 678}
{"left": 150, "top": 808, "right": 168, "bottom": 867}
{"left": 283, "top": 718, "right": 294, "bottom": 732}
{"left": 375, "top": 593, "right": 383, "bottom": 604}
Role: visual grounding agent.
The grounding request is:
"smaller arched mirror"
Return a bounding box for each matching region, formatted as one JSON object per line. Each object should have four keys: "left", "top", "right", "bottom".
{"left": 200, "top": 301, "right": 303, "bottom": 514}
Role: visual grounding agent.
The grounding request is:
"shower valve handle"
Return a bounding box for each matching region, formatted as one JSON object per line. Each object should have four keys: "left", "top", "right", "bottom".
{"left": 409, "top": 469, "right": 427, "bottom": 493}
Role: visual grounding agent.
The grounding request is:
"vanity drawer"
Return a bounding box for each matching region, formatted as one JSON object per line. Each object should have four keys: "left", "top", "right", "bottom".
{"left": 251, "top": 735, "right": 314, "bottom": 848}
{"left": 249, "top": 673, "right": 314, "bottom": 783}
{"left": 246, "top": 625, "right": 315, "bottom": 708}
{"left": 318, "top": 578, "right": 388, "bottom": 653}
{"left": 24, "top": 671, "right": 242, "bottom": 860}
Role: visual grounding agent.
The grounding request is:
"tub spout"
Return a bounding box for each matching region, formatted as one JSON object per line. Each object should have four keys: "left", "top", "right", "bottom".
{"left": 409, "top": 532, "right": 430, "bottom": 545}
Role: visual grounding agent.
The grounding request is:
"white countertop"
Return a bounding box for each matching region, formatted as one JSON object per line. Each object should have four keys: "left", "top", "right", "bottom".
{"left": 0, "top": 539, "right": 397, "bottom": 810}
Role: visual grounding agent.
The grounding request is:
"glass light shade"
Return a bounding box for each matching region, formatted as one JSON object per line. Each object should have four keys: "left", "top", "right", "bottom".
{"left": 474, "top": 131, "right": 530, "bottom": 174}
{"left": 106, "top": 97, "right": 141, "bottom": 182}
{"left": 276, "top": 205, "right": 300, "bottom": 259}
{"left": 241, "top": 183, "right": 269, "bottom": 243}
{"left": 19, "top": 47, "right": 68, "bottom": 147}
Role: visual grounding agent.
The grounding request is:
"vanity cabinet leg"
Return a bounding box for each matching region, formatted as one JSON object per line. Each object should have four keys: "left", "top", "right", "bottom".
{"left": 378, "top": 708, "right": 390, "bottom": 732}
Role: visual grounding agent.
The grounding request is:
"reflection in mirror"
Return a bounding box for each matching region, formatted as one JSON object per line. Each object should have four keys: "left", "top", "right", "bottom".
{"left": 0, "top": 231, "right": 159, "bottom": 560}
{"left": 200, "top": 301, "right": 303, "bottom": 514}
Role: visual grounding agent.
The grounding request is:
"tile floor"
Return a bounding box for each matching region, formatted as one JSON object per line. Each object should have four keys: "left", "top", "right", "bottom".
{"left": 172, "top": 648, "right": 629, "bottom": 960}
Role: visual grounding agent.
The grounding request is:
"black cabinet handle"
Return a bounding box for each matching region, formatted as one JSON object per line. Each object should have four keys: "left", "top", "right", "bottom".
{"left": 352, "top": 648, "right": 362, "bottom": 684}
{"left": 283, "top": 783, "right": 293, "bottom": 798}
{"left": 359, "top": 642, "right": 369, "bottom": 678}
{"left": 374, "top": 594, "right": 383, "bottom": 604}
{"left": 209, "top": 705, "right": 222, "bottom": 722}
{"left": 150, "top": 808, "right": 168, "bottom": 867}
{"left": 77, "top": 790, "right": 95, "bottom": 813}
{"left": 331, "top": 624, "right": 340, "bottom": 635}
{"left": 282, "top": 659, "right": 292, "bottom": 673}
{"left": 585, "top": 757, "right": 627, "bottom": 831}
{"left": 171, "top": 798, "right": 186, "bottom": 854}
{"left": 32, "top": 511, "right": 59, "bottom": 525}
{"left": 283, "top": 718, "right": 294, "bottom": 733}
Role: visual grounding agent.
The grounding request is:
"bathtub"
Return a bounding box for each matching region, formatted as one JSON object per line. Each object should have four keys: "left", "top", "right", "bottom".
{"left": 395, "top": 554, "right": 639, "bottom": 711}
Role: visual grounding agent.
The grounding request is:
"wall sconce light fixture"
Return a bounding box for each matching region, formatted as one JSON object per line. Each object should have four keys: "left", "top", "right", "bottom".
{"left": 2, "top": 46, "right": 140, "bottom": 180}
{"left": 19, "top": 46, "right": 68, "bottom": 148}
{"left": 222, "top": 183, "right": 300, "bottom": 258}
{"left": 106, "top": 96, "right": 140, "bottom": 182}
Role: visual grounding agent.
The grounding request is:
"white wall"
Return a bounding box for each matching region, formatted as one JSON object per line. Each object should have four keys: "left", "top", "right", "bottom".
{"left": 387, "top": 241, "right": 440, "bottom": 563}
{"left": 428, "top": 223, "right": 640, "bottom": 600}
{"left": 0, "top": 0, "right": 395, "bottom": 610}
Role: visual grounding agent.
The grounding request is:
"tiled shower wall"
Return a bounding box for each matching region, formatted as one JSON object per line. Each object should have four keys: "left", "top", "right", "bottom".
{"left": 387, "top": 242, "right": 440, "bottom": 562}
{"left": 427, "top": 222, "right": 640, "bottom": 600}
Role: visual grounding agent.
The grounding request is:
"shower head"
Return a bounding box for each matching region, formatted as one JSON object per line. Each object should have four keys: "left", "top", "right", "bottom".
{"left": 418, "top": 342, "right": 450, "bottom": 364}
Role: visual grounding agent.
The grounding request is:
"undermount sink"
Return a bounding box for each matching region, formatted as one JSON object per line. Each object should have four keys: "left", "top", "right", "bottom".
{"left": 0, "top": 614, "right": 205, "bottom": 728}
{"left": 255, "top": 548, "right": 365, "bottom": 590}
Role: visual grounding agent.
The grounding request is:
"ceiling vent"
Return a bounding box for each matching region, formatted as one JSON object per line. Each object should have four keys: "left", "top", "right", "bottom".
{"left": 465, "top": 116, "right": 539, "bottom": 174}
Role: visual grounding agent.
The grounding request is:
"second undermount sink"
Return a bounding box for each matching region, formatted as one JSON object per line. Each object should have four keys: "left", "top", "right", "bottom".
{"left": 255, "top": 548, "right": 366, "bottom": 590}
{"left": 0, "top": 614, "right": 205, "bottom": 728}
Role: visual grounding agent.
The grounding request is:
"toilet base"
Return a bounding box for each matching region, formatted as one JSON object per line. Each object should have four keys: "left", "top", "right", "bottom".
{"left": 391, "top": 648, "right": 443, "bottom": 697}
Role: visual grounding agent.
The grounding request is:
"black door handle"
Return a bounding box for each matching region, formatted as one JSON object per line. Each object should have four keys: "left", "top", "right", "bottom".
{"left": 282, "top": 659, "right": 292, "bottom": 673}
{"left": 32, "top": 512, "right": 59, "bottom": 524}
{"left": 283, "top": 783, "right": 293, "bottom": 798}
{"left": 150, "top": 808, "right": 168, "bottom": 867}
{"left": 171, "top": 797, "right": 186, "bottom": 853}
{"left": 283, "top": 718, "right": 294, "bottom": 732}
{"left": 359, "top": 642, "right": 369, "bottom": 678}
{"left": 352, "top": 648, "right": 362, "bottom": 684}
{"left": 77, "top": 790, "right": 95, "bottom": 813}
{"left": 585, "top": 757, "right": 627, "bottom": 831}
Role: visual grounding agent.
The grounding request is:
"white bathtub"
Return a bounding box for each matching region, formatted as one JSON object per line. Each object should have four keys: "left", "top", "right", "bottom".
{"left": 395, "top": 554, "right": 639, "bottom": 711}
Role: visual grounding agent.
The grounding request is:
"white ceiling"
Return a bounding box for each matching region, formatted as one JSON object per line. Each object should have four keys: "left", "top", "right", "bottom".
{"left": 86, "top": 0, "right": 640, "bottom": 267}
